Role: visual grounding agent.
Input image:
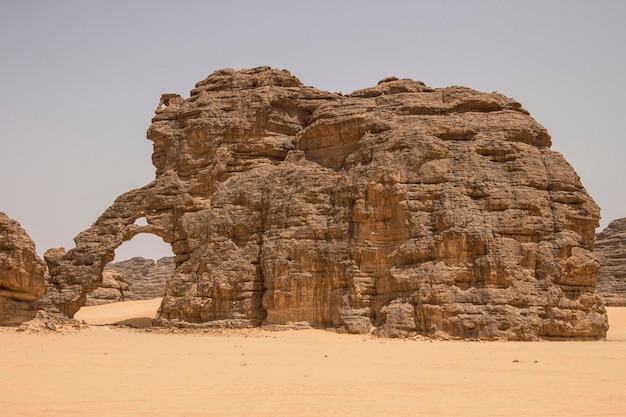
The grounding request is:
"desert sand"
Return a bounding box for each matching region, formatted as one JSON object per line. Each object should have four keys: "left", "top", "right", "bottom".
{"left": 0, "top": 302, "right": 624, "bottom": 417}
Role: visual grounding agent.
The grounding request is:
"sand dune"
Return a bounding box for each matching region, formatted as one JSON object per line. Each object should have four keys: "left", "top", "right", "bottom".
{"left": 75, "top": 297, "right": 163, "bottom": 327}
{"left": 1, "top": 302, "right": 625, "bottom": 417}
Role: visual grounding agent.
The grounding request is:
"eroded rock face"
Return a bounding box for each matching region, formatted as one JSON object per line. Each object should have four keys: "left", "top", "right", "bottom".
{"left": 595, "top": 218, "right": 626, "bottom": 306}
{"left": 0, "top": 212, "right": 47, "bottom": 325}
{"left": 40, "top": 67, "right": 607, "bottom": 339}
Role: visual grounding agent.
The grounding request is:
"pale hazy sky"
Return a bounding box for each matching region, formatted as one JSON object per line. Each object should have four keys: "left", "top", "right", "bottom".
{"left": 1, "top": 1, "right": 625, "bottom": 261}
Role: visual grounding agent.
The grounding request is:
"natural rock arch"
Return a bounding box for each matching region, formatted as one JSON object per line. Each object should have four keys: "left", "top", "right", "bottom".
{"left": 42, "top": 176, "right": 187, "bottom": 316}
{"left": 40, "top": 67, "right": 608, "bottom": 340}
{"left": 85, "top": 231, "right": 174, "bottom": 306}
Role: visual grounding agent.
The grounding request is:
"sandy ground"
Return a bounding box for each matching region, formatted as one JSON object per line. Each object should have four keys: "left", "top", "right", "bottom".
{"left": 0, "top": 302, "right": 625, "bottom": 417}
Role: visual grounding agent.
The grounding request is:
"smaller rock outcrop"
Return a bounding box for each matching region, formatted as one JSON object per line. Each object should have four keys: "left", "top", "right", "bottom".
{"left": 85, "top": 270, "right": 130, "bottom": 306}
{"left": 0, "top": 212, "right": 47, "bottom": 325}
{"left": 86, "top": 257, "right": 173, "bottom": 305}
{"left": 596, "top": 218, "right": 626, "bottom": 306}
{"left": 16, "top": 310, "right": 87, "bottom": 333}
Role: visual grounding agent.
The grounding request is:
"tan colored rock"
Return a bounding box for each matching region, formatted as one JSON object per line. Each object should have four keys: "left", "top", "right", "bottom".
{"left": 40, "top": 67, "right": 607, "bottom": 339}
{"left": 595, "top": 218, "right": 626, "bottom": 306}
{"left": 85, "top": 270, "right": 129, "bottom": 306}
{"left": 16, "top": 309, "right": 86, "bottom": 332}
{"left": 0, "top": 212, "right": 47, "bottom": 325}
{"left": 86, "top": 256, "right": 173, "bottom": 305}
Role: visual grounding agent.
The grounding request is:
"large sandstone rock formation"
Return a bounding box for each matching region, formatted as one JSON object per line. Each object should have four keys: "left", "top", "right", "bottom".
{"left": 86, "top": 257, "right": 173, "bottom": 305}
{"left": 40, "top": 67, "right": 607, "bottom": 339}
{"left": 595, "top": 218, "right": 626, "bottom": 306}
{"left": 0, "top": 212, "right": 47, "bottom": 325}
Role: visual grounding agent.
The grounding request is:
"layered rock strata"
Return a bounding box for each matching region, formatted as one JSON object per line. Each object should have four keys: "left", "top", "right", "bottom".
{"left": 40, "top": 67, "right": 607, "bottom": 339}
{"left": 86, "top": 257, "right": 173, "bottom": 305}
{"left": 595, "top": 218, "right": 626, "bottom": 306}
{"left": 0, "top": 212, "right": 47, "bottom": 325}
{"left": 85, "top": 270, "right": 130, "bottom": 306}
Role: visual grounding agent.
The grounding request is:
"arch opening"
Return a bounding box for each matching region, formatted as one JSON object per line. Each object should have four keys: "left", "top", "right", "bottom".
{"left": 133, "top": 216, "right": 148, "bottom": 227}
{"left": 75, "top": 232, "right": 175, "bottom": 327}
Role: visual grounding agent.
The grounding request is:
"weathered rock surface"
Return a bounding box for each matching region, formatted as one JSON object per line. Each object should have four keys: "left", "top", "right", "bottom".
{"left": 0, "top": 212, "right": 47, "bottom": 325}
{"left": 595, "top": 218, "right": 626, "bottom": 306}
{"left": 40, "top": 67, "right": 607, "bottom": 339}
{"left": 16, "top": 309, "right": 87, "bottom": 333}
{"left": 86, "top": 257, "right": 173, "bottom": 305}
